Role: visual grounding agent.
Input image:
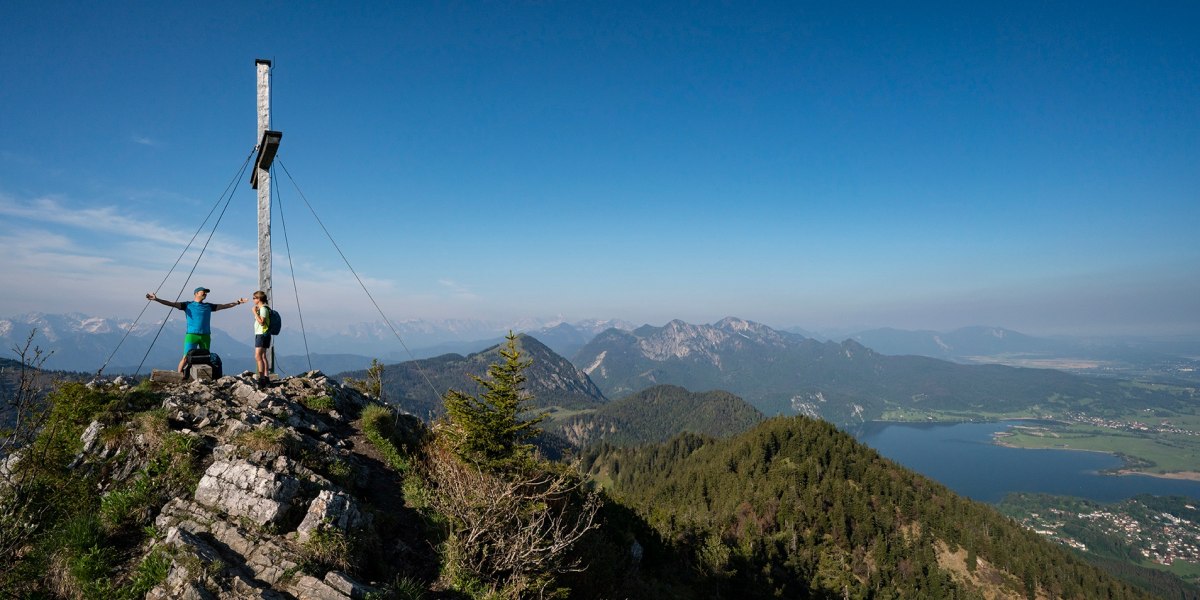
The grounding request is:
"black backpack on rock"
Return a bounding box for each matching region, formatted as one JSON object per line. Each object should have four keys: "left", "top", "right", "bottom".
{"left": 184, "top": 348, "right": 222, "bottom": 379}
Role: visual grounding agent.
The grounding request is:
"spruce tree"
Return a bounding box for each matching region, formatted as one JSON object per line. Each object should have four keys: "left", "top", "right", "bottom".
{"left": 442, "top": 332, "right": 545, "bottom": 471}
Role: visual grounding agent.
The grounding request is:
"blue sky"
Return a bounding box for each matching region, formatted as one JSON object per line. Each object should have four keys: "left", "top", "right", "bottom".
{"left": 1, "top": 1, "right": 1197, "bottom": 336}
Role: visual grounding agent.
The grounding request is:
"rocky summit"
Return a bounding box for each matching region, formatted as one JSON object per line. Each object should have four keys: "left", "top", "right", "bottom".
{"left": 68, "top": 371, "right": 424, "bottom": 600}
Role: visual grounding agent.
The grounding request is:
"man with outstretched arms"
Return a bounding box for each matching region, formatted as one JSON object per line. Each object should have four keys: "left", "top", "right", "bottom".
{"left": 146, "top": 287, "right": 248, "bottom": 372}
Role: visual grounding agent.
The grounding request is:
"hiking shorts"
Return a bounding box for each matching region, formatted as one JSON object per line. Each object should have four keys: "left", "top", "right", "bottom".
{"left": 255, "top": 334, "right": 272, "bottom": 349}
{"left": 183, "top": 333, "right": 211, "bottom": 353}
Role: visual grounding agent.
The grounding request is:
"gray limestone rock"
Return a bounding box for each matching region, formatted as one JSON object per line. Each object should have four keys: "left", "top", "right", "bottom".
{"left": 194, "top": 459, "right": 301, "bottom": 524}
{"left": 291, "top": 575, "right": 349, "bottom": 600}
{"left": 297, "top": 490, "right": 364, "bottom": 542}
{"left": 80, "top": 420, "right": 103, "bottom": 454}
{"left": 323, "top": 571, "right": 378, "bottom": 599}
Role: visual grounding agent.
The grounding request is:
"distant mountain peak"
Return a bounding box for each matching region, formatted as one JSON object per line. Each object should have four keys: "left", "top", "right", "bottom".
{"left": 637, "top": 320, "right": 728, "bottom": 363}
{"left": 713, "top": 317, "right": 791, "bottom": 344}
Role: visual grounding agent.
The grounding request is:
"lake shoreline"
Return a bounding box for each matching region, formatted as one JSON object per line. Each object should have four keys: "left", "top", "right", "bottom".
{"left": 859, "top": 420, "right": 1200, "bottom": 502}
{"left": 988, "top": 424, "right": 1200, "bottom": 482}
{"left": 1113, "top": 469, "right": 1200, "bottom": 482}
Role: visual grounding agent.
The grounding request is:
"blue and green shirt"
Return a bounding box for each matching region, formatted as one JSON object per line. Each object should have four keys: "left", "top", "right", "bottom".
{"left": 183, "top": 302, "right": 214, "bottom": 334}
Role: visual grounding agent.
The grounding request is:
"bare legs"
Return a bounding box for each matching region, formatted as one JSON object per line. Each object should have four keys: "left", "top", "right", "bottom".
{"left": 255, "top": 347, "right": 268, "bottom": 380}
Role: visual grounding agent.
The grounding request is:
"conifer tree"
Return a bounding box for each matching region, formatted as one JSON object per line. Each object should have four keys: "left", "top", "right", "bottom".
{"left": 430, "top": 333, "right": 599, "bottom": 596}
{"left": 442, "top": 332, "right": 545, "bottom": 471}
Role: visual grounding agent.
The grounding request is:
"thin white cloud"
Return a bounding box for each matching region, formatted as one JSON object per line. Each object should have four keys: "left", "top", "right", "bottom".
{"left": 0, "top": 189, "right": 266, "bottom": 320}
{"left": 131, "top": 134, "right": 160, "bottom": 147}
{"left": 437, "top": 278, "right": 480, "bottom": 301}
{"left": 0, "top": 193, "right": 251, "bottom": 259}
{"left": 0, "top": 191, "right": 481, "bottom": 329}
{"left": 0, "top": 195, "right": 178, "bottom": 245}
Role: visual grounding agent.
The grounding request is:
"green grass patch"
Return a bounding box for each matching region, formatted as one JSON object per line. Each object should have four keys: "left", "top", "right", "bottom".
{"left": 123, "top": 548, "right": 171, "bottom": 599}
{"left": 876, "top": 407, "right": 1042, "bottom": 423}
{"left": 235, "top": 425, "right": 294, "bottom": 455}
{"left": 542, "top": 406, "right": 597, "bottom": 423}
{"left": 1160, "top": 559, "right": 1200, "bottom": 585}
{"left": 1002, "top": 423, "right": 1200, "bottom": 475}
{"left": 302, "top": 395, "right": 336, "bottom": 412}
{"left": 362, "top": 404, "right": 411, "bottom": 473}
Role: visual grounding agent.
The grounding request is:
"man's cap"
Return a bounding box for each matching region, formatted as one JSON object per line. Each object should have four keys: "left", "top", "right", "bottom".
{"left": 194, "top": 287, "right": 210, "bottom": 294}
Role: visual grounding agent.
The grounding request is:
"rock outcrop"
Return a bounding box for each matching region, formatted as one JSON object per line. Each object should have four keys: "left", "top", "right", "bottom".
{"left": 71, "top": 371, "right": 425, "bottom": 599}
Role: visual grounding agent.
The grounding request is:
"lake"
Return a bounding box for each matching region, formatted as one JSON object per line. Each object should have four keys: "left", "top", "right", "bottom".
{"left": 854, "top": 421, "right": 1200, "bottom": 503}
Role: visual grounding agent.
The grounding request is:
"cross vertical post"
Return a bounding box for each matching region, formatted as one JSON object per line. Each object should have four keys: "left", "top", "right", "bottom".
{"left": 252, "top": 58, "right": 282, "bottom": 375}
{"left": 255, "top": 59, "right": 272, "bottom": 311}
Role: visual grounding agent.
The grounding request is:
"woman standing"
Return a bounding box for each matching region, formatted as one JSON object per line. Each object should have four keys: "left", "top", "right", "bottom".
{"left": 251, "top": 291, "right": 271, "bottom": 387}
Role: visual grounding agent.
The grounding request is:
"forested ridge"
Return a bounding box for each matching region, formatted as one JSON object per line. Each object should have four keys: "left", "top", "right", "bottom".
{"left": 580, "top": 416, "right": 1155, "bottom": 599}
{"left": 554, "top": 384, "right": 764, "bottom": 447}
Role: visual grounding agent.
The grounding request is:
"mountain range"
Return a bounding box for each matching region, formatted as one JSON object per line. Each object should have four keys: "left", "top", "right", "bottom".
{"left": 847, "top": 326, "right": 1200, "bottom": 383}
{"left": 0, "top": 312, "right": 251, "bottom": 374}
{"left": 0, "top": 313, "right": 632, "bottom": 376}
{"left": 333, "top": 315, "right": 1198, "bottom": 432}
{"left": 573, "top": 317, "right": 1197, "bottom": 427}
{"left": 9, "top": 309, "right": 1198, "bottom": 374}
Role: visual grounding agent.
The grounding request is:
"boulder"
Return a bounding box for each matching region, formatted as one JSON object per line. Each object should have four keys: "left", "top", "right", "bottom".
{"left": 297, "top": 490, "right": 365, "bottom": 542}
{"left": 194, "top": 459, "right": 301, "bottom": 525}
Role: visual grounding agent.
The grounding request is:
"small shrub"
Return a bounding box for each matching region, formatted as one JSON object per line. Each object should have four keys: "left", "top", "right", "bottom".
{"left": 402, "top": 474, "right": 433, "bottom": 511}
{"left": 346, "top": 359, "right": 384, "bottom": 399}
{"left": 327, "top": 459, "right": 355, "bottom": 488}
{"left": 424, "top": 442, "right": 600, "bottom": 597}
{"left": 389, "top": 575, "right": 427, "bottom": 600}
{"left": 301, "top": 526, "right": 352, "bottom": 574}
{"left": 99, "top": 476, "right": 157, "bottom": 532}
{"left": 122, "top": 548, "right": 171, "bottom": 599}
{"left": 0, "top": 379, "right": 168, "bottom": 596}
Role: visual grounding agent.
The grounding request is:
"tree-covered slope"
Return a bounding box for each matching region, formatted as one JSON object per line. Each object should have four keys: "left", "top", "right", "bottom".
{"left": 555, "top": 384, "right": 764, "bottom": 447}
{"left": 579, "top": 416, "right": 1155, "bottom": 599}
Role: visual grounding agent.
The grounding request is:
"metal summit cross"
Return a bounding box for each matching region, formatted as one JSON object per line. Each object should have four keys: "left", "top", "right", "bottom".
{"left": 251, "top": 58, "right": 282, "bottom": 371}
